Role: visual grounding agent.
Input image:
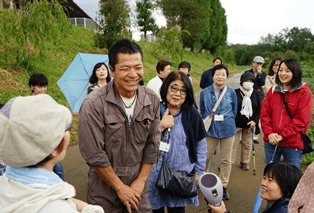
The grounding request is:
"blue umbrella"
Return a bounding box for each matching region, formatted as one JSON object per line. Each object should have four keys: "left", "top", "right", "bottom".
{"left": 57, "top": 52, "right": 109, "bottom": 112}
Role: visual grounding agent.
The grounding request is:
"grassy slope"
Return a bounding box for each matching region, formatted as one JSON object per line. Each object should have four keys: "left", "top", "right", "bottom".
{"left": 0, "top": 26, "right": 239, "bottom": 146}
{"left": 1, "top": 22, "right": 313, "bottom": 165}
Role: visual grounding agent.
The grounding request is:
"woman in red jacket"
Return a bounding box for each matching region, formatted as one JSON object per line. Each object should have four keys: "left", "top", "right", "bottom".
{"left": 261, "top": 58, "right": 312, "bottom": 167}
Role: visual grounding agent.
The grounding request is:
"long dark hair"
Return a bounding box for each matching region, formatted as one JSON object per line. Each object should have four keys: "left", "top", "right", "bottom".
{"left": 160, "top": 71, "right": 195, "bottom": 110}
{"left": 275, "top": 59, "right": 302, "bottom": 87}
{"left": 89, "top": 62, "right": 111, "bottom": 84}
{"left": 268, "top": 58, "right": 283, "bottom": 76}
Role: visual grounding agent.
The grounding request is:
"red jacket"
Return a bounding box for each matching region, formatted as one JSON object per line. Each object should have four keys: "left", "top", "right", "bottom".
{"left": 261, "top": 83, "right": 312, "bottom": 150}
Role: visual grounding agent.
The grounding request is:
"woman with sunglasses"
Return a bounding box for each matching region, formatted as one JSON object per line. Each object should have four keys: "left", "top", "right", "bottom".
{"left": 148, "top": 71, "right": 207, "bottom": 213}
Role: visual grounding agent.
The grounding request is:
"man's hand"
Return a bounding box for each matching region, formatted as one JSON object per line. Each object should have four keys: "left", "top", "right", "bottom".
{"left": 130, "top": 178, "right": 145, "bottom": 195}
{"left": 116, "top": 185, "right": 141, "bottom": 213}
{"left": 247, "top": 121, "right": 256, "bottom": 129}
{"left": 268, "top": 133, "right": 283, "bottom": 145}
{"left": 160, "top": 108, "right": 174, "bottom": 131}
{"left": 257, "top": 66, "right": 262, "bottom": 74}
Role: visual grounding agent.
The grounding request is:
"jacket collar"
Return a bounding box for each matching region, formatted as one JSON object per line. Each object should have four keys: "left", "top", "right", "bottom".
{"left": 105, "top": 81, "right": 153, "bottom": 117}
{"left": 274, "top": 82, "right": 306, "bottom": 93}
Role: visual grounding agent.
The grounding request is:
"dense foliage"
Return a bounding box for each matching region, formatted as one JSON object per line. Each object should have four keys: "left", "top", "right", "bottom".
{"left": 95, "top": 0, "right": 131, "bottom": 50}
{"left": 0, "top": 0, "right": 71, "bottom": 70}
{"left": 231, "top": 27, "right": 314, "bottom": 66}
{"left": 158, "top": 0, "right": 227, "bottom": 53}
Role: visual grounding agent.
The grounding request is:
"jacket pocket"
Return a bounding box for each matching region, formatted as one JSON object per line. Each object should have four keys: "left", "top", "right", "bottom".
{"left": 104, "top": 114, "right": 126, "bottom": 145}
{"left": 134, "top": 113, "right": 154, "bottom": 144}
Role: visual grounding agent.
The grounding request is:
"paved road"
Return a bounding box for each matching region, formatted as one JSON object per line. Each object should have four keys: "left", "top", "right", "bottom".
{"left": 63, "top": 70, "right": 268, "bottom": 213}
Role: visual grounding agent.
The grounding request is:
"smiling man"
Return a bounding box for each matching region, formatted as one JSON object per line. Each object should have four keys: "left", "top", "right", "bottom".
{"left": 78, "top": 39, "right": 161, "bottom": 213}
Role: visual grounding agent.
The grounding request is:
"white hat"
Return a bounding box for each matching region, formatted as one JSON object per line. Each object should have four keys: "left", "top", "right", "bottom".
{"left": 253, "top": 56, "right": 265, "bottom": 64}
{"left": 0, "top": 94, "right": 72, "bottom": 167}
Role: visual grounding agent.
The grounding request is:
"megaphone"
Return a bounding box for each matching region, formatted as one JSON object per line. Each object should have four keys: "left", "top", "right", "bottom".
{"left": 199, "top": 173, "right": 223, "bottom": 207}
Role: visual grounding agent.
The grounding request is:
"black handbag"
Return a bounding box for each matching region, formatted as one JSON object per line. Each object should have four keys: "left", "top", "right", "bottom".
{"left": 155, "top": 129, "right": 198, "bottom": 198}
{"left": 155, "top": 159, "right": 198, "bottom": 198}
{"left": 281, "top": 93, "right": 313, "bottom": 154}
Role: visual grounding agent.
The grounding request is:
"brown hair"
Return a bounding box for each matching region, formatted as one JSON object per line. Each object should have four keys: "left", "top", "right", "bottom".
{"left": 156, "top": 60, "right": 171, "bottom": 74}
{"left": 268, "top": 58, "right": 283, "bottom": 76}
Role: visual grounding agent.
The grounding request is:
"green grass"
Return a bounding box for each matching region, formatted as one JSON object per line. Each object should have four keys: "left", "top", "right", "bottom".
{"left": 1, "top": 21, "right": 314, "bottom": 167}
{"left": 0, "top": 25, "right": 244, "bottom": 146}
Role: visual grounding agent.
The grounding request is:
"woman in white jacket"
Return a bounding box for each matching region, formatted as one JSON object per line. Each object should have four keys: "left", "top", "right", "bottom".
{"left": 0, "top": 95, "right": 103, "bottom": 213}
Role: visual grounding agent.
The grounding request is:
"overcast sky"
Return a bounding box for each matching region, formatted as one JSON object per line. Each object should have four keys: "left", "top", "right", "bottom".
{"left": 73, "top": 0, "right": 314, "bottom": 45}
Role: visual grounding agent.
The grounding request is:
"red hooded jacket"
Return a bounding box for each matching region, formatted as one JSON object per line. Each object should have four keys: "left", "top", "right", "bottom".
{"left": 261, "top": 83, "right": 312, "bottom": 150}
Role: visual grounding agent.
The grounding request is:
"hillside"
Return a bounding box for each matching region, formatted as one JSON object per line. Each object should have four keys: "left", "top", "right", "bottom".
{"left": 0, "top": 24, "right": 240, "bottom": 145}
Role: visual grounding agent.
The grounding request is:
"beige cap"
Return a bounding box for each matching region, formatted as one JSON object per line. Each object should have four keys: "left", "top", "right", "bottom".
{"left": 0, "top": 94, "right": 72, "bottom": 167}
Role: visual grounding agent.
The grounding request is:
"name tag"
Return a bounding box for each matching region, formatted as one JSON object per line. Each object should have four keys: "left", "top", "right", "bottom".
{"left": 214, "top": 114, "right": 224, "bottom": 121}
{"left": 159, "top": 141, "right": 170, "bottom": 152}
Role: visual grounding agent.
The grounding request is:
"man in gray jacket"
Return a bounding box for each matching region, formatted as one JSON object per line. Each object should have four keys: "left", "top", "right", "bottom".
{"left": 78, "top": 39, "right": 161, "bottom": 213}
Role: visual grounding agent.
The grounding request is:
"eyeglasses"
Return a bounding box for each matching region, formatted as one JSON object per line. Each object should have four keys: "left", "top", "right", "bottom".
{"left": 170, "top": 85, "right": 187, "bottom": 95}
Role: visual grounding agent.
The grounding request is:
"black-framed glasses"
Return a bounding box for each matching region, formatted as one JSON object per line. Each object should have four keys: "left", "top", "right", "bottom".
{"left": 170, "top": 85, "right": 187, "bottom": 95}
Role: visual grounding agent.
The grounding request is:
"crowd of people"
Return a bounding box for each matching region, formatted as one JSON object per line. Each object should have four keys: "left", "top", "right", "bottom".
{"left": 0, "top": 38, "right": 313, "bottom": 213}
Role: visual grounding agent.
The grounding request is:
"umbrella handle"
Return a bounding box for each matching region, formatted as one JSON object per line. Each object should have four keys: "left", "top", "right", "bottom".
{"left": 252, "top": 187, "right": 263, "bottom": 213}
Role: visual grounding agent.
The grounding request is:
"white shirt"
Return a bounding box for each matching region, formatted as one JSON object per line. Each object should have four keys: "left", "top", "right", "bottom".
{"left": 147, "top": 75, "right": 163, "bottom": 100}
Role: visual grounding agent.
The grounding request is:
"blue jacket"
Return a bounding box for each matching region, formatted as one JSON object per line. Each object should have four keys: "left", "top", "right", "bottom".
{"left": 200, "top": 85, "right": 237, "bottom": 138}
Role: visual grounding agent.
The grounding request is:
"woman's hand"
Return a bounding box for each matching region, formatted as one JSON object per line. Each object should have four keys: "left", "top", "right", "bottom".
{"left": 208, "top": 201, "right": 227, "bottom": 213}
{"left": 247, "top": 121, "right": 256, "bottom": 129}
{"left": 194, "top": 174, "right": 201, "bottom": 186}
{"left": 268, "top": 133, "right": 283, "bottom": 145}
{"left": 160, "top": 108, "right": 174, "bottom": 131}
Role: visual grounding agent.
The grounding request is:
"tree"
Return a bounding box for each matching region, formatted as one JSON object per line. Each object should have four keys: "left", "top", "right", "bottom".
{"left": 158, "top": 0, "right": 204, "bottom": 50}
{"left": 136, "top": 0, "right": 157, "bottom": 38}
{"left": 259, "top": 27, "right": 314, "bottom": 54}
{"left": 158, "top": 0, "right": 227, "bottom": 53}
{"left": 153, "top": 27, "right": 185, "bottom": 62}
{"left": 95, "top": 0, "right": 131, "bottom": 50}
{"left": 1, "top": 0, "right": 71, "bottom": 69}
{"left": 202, "top": 0, "right": 227, "bottom": 53}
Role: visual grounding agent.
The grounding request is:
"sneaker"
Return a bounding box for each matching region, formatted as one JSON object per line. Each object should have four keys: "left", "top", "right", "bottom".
{"left": 240, "top": 162, "right": 249, "bottom": 171}
{"left": 223, "top": 187, "right": 230, "bottom": 200}
{"left": 253, "top": 139, "right": 259, "bottom": 144}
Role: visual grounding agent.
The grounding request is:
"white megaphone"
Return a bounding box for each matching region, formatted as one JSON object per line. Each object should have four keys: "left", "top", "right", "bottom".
{"left": 199, "top": 172, "right": 223, "bottom": 207}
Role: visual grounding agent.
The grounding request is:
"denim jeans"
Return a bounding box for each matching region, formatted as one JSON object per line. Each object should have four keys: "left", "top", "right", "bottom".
{"left": 264, "top": 142, "right": 303, "bottom": 168}
{"left": 53, "top": 162, "right": 65, "bottom": 180}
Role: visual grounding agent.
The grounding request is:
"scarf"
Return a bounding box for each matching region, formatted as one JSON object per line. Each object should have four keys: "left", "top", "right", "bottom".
{"left": 5, "top": 166, "right": 62, "bottom": 188}
{"left": 239, "top": 86, "right": 253, "bottom": 119}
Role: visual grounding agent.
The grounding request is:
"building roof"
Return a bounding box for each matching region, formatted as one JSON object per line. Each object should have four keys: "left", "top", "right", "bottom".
{"left": 62, "top": 0, "right": 92, "bottom": 20}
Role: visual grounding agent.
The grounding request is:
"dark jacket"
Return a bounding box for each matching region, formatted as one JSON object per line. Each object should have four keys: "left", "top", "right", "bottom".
{"left": 244, "top": 69, "right": 267, "bottom": 90}
{"left": 235, "top": 88, "right": 261, "bottom": 134}
{"left": 263, "top": 196, "right": 290, "bottom": 213}
{"left": 200, "top": 68, "right": 214, "bottom": 89}
{"left": 160, "top": 103, "right": 206, "bottom": 163}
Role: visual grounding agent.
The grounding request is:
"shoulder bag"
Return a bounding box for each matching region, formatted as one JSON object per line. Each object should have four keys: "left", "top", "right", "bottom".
{"left": 203, "top": 86, "right": 228, "bottom": 131}
{"left": 155, "top": 130, "right": 198, "bottom": 198}
{"left": 280, "top": 93, "right": 313, "bottom": 154}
